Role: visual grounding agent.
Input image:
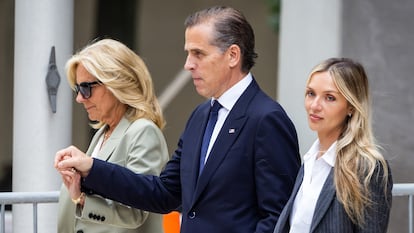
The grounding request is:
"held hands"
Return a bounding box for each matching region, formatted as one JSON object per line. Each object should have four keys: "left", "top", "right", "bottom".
{"left": 60, "top": 167, "right": 84, "bottom": 206}
{"left": 54, "top": 146, "right": 92, "bottom": 206}
{"left": 54, "top": 145, "right": 93, "bottom": 177}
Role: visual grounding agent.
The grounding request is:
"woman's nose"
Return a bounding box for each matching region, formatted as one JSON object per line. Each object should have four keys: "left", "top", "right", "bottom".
{"left": 75, "top": 91, "right": 85, "bottom": 103}
{"left": 310, "top": 98, "right": 322, "bottom": 111}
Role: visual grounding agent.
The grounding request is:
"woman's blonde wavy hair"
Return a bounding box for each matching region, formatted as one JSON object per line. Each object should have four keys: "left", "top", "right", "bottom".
{"left": 307, "top": 58, "right": 389, "bottom": 226}
{"left": 66, "top": 38, "right": 165, "bottom": 129}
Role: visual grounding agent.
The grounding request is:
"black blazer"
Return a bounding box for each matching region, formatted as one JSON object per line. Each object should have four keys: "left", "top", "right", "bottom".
{"left": 82, "top": 79, "right": 301, "bottom": 233}
{"left": 273, "top": 163, "right": 393, "bottom": 233}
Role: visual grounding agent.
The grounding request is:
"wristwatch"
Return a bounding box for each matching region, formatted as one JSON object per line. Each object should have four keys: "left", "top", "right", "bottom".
{"left": 71, "top": 192, "right": 85, "bottom": 205}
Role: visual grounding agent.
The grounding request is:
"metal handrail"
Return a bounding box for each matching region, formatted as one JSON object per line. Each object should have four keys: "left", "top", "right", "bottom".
{"left": 393, "top": 183, "right": 414, "bottom": 233}
{"left": 0, "top": 185, "right": 413, "bottom": 233}
{"left": 0, "top": 191, "right": 59, "bottom": 233}
{"left": 158, "top": 69, "right": 191, "bottom": 110}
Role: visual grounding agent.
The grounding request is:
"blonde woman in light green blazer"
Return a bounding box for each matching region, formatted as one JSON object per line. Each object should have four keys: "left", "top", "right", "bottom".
{"left": 57, "top": 39, "right": 169, "bottom": 233}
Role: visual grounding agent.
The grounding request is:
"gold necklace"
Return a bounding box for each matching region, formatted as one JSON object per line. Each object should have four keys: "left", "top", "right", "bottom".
{"left": 103, "top": 131, "right": 112, "bottom": 141}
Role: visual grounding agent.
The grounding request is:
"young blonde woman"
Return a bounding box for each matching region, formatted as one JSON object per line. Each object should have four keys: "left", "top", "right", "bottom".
{"left": 273, "top": 58, "right": 392, "bottom": 233}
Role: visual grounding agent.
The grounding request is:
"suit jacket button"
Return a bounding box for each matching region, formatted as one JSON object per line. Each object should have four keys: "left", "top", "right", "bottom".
{"left": 188, "top": 211, "right": 196, "bottom": 219}
{"left": 101, "top": 216, "right": 106, "bottom": 221}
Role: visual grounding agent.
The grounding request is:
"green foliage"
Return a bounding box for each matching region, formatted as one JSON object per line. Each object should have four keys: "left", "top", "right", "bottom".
{"left": 265, "top": 0, "right": 281, "bottom": 33}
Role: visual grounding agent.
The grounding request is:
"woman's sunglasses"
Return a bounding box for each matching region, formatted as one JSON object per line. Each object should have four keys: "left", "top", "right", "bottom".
{"left": 74, "top": 81, "right": 102, "bottom": 99}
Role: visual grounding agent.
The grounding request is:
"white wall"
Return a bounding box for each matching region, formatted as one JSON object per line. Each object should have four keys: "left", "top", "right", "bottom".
{"left": 278, "top": 0, "right": 342, "bottom": 155}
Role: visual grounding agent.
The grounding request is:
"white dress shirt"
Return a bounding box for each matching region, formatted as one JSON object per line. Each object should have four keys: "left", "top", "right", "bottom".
{"left": 289, "top": 140, "right": 337, "bottom": 233}
{"left": 202, "top": 73, "right": 253, "bottom": 164}
{"left": 91, "top": 134, "right": 104, "bottom": 158}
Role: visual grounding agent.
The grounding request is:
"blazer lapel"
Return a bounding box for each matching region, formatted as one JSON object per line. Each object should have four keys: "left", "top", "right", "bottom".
{"left": 189, "top": 104, "right": 211, "bottom": 194}
{"left": 310, "top": 168, "right": 335, "bottom": 232}
{"left": 193, "top": 114, "right": 247, "bottom": 198}
{"left": 86, "top": 117, "right": 131, "bottom": 161}
{"left": 287, "top": 166, "right": 304, "bottom": 211}
{"left": 277, "top": 166, "right": 304, "bottom": 232}
{"left": 192, "top": 79, "right": 259, "bottom": 203}
{"left": 86, "top": 127, "right": 104, "bottom": 156}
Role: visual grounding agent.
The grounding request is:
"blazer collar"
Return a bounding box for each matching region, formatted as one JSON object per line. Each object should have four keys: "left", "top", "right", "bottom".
{"left": 277, "top": 166, "right": 304, "bottom": 231}
{"left": 86, "top": 116, "right": 131, "bottom": 161}
{"left": 279, "top": 167, "right": 335, "bottom": 233}
{"left": 310, "top": 168, "right": 335, "bottom": 232}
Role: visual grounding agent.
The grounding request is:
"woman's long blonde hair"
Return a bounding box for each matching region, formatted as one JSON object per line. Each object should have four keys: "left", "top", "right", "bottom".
{"left": 66, "top": 38, "right": 165, "bottom": 129}
{"left": 308, "top": 58, "right": 390, "bottom": 226}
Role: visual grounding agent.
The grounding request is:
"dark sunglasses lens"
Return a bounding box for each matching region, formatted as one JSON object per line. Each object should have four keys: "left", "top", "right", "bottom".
{"left": 80, "top": 85, "right": 91, "bottom": 98}
{"left": 74, "top": 84, "right": 91, "bottom": 99}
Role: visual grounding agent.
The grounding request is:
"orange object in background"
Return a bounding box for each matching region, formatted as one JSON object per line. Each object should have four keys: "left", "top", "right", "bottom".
{"left": 163, "top": 211, "right": 181, "bottom": 233}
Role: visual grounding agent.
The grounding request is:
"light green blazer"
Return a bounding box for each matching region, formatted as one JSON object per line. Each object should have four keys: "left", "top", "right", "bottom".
{"left": 57, "top": 117, "right": 169, "bottom": 233}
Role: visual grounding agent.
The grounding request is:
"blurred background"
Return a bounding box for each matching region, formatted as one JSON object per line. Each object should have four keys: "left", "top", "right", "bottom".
{"left": 0, "top": 0, "right": 413, "bottom": 232}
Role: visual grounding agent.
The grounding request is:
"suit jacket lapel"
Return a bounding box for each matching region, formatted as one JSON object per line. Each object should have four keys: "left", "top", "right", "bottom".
{"left": 310, "top": 168, "right": 335, "bottom": 232}
{"left": 192, "top": 80, "right": 259, "bottom": 203}
{"left": 193, "top": 114, "right": 247, "bottom": 198}
{"left": 189, "top": 105, "right": 210, "bottom": 195}
{"left": 86, "top": 117, "right": 131, "bottom": 161}
{"left": 86, "top": 127, "right": 104, "bottom": 156}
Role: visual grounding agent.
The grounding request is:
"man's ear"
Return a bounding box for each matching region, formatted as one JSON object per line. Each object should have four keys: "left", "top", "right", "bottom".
{"left": 227, "top": 44, "right": 241, "bottom": 68}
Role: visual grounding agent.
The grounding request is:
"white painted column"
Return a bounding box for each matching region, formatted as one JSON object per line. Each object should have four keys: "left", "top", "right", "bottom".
{"left": 13, "top": 0, "right": 73, "bottom": 232}
{"left": 278, "top": 0, "right": 342, "bottom": 155}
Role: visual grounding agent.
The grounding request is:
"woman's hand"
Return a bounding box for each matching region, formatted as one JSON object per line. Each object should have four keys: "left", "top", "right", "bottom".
{"left": 59, "top": 168, "right": 84, "bottom": 205}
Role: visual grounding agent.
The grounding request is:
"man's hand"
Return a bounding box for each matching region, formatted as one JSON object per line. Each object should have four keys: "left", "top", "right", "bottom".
{"left": 54, "top": 145, "right": 93, "bottom": 177}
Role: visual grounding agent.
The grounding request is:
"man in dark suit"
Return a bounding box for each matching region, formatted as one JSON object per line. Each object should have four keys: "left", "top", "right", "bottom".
{"left": 55, "top": 6, "right": 301, "bottom": 233}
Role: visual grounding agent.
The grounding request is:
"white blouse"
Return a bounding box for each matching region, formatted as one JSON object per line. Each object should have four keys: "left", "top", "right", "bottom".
{"left": 90, "top": 133, "right": 105, "bottom": 158}
{"left": 289, "top": 140, "right": 337, "bottom": 233}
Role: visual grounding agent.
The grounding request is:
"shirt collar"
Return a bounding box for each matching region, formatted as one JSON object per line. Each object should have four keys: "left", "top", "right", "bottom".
{"left": 303, "top": 139, "right": 337, "bottom": 167}
{"left": 211, "top": 73, "right": 253, "bottom": 111}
